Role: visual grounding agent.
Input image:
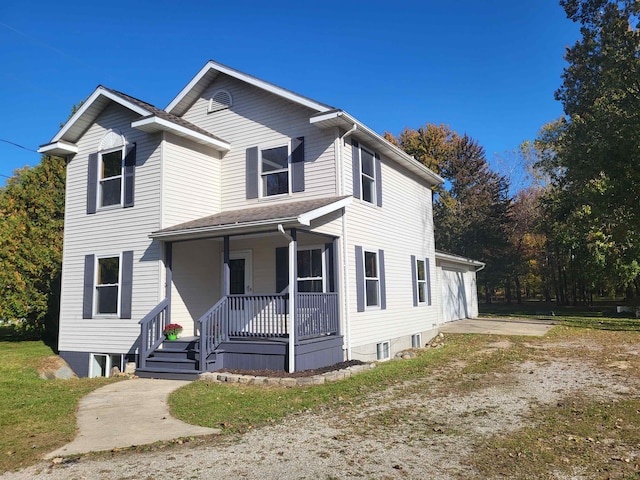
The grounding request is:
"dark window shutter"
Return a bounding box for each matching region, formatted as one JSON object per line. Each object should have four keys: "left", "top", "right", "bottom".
{"left": 355, "top": 245, "right": 364, "bottom": 312}
{"left": 246, "top": 147, "right": 259, "bottom": 199}
{"left": 275, "top": 247, "right": 289, "bottom": 293}
{"left": 87, "top": 153, "right": 98, "bottom": 214}
{"left": 351, "top": 140, "right": 360, "bottom": 199}
{"left": 375, "top": 153, "right": 383, "bottom": 207}
{"left": 291, "top": 136, "right": 305, "bottom": 193}
{"left": 120, "top": 251, "right": 133, "bottom": 319}
{"left": 83, "top": 254, "right": 95, "bottom": 318}
{"left": 426, "top": 257, "right": 432, "bottom": 306}
{"left": 411, "top": 255, "right": 418, "bottom": 307}
{"left": 123, "top": 143, "right": 136, "bottom": 208}
{"left": 379, "top": 249, "right": 386, "bottom": 310}
{"left": 325, "top": 242, "right": 335, "bottom": 293}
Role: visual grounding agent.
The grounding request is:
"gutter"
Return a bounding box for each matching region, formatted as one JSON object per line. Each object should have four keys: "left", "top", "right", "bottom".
{"left": 339, "top": 124, "right": 357, "bottom": 361}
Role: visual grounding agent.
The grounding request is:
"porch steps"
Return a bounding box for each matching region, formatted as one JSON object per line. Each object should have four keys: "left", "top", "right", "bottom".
{"left": 136, "top": 337, "right": 216, "bottom": 380}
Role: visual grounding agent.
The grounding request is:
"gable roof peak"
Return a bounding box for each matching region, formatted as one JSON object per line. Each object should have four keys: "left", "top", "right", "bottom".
{"left": 165, "top": 59, "right": 334, "bottom": 117}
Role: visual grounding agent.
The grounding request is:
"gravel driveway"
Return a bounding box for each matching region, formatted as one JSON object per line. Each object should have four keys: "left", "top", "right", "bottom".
{"left": 2, "top": 331, "right": 639, "bottom": 480}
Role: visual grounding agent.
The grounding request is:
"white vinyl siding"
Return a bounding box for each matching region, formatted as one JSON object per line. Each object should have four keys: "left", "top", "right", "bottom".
{"left": 170, "top": 240, "right": 221, "bottom": 336}
{"left": 345, "top": 149, "right": 438, "bottom": 359}
{"left": 180, "top": 75, "right": 337, "bottom": 209}
{"left": 58, "top": 102, "right": 163, "bottom": 354}
{"left": 162, "top": 133, "right": 221, "bottom": 228}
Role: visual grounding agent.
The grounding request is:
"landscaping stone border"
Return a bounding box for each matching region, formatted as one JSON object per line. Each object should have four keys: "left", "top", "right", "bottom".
{"left": 199, "top": 363, "right": 377, "bottom": 387}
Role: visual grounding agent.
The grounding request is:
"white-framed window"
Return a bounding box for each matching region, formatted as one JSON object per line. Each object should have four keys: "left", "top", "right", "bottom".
{"left": 359, "top": 146, "right": 376, "bottom": 204}
{"left": 364, "top": 250, "right": 380, "bottom": 307}
{"left": 411, "top": 333, "right": 422, "bottom": 348}
{"left": 416, "top": 258, "right": 427, "bottom": 304}
{"left": 95, "top": 255, "right": 120, "bottom": 316}
{"left": 99, "top": 147, "right": 124, "bottom": 207}
{"left": 260, "top": 144, "right": 290, "bottom": 197}
{"left": 89, "top": 353, "right": 124, "bottom": 378}
{"left": 297, "top": 246, "right": 325, "bottom": 293}
{"left": 376, "top": 341, "right": 390, "bottom": 361}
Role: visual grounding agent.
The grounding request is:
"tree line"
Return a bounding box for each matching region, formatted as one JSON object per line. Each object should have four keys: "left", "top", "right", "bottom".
{"left": 1, "top": 0, "right": 637, "bottom": 341}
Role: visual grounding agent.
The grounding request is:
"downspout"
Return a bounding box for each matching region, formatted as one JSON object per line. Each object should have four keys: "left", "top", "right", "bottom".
{"left": 339, "top": 123, "right": 357, "bottom": 360}
{"left": 277, "top": 224, "right": 296, "bottom": 373}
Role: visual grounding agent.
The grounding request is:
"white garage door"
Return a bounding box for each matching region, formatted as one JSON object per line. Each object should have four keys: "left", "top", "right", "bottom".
{"left": 441, "top": 268, "right": 469, "bottom": 322}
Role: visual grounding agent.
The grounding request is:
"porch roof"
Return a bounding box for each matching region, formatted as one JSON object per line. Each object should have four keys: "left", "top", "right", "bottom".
{"left": 150, "top": 196, "right": 351, "bottom": 241}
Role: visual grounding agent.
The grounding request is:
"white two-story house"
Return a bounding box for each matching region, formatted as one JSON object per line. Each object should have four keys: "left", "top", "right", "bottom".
{"left": 39, "top": 60, "right": 483, "bottom": 379}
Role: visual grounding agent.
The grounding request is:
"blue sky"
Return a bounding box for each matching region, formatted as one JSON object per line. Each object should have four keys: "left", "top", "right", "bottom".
{"left": 0, "top": 1, "right": 579, "bottom": 188}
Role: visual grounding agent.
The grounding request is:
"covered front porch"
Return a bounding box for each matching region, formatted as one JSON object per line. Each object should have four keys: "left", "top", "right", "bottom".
{"left": 136, "top": 197, "right": 350, "bottom": 378}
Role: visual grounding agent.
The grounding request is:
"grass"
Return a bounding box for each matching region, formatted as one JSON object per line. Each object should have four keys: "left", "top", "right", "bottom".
{"left": 170, "top": 339, "right": 470, "bottom": 434}
{"left": 0, "top": 325, "right": 115, "bottom": 473}
{"left": 480, "top": 300, "right": 640, "bottom": 331}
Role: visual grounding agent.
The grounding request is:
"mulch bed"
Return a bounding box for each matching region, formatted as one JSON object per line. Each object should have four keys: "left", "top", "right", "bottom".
{"left": 217, "top": 360, "right": 366, "bottom": 378}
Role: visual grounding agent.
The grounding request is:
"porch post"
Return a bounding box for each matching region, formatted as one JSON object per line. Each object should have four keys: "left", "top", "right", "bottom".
{"left": 332, "top": 237, "right": 341, "bottom": 335}
{"left": 288, "top": 228, "right": 297, "bottom": 373}
{"left": 223, "top": 236, "right": 230, "bottom": 296}
{"left": 165, "top": 242, "right": 172, "bottom": 325}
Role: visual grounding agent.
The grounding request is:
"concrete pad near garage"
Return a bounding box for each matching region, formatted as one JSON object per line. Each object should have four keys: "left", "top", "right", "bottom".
{"left": 46, "top": 378, "right": 219, "bottom": 458}
{"left": 438, "top": 317, "right": 557, "bottom": 336}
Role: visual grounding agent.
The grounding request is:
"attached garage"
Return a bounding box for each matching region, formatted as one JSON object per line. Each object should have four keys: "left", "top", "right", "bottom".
{"left": 436, "top": 251, "right": 484, "bottom": 323}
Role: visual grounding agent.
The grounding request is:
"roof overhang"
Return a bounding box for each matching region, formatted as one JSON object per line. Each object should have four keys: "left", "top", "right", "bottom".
{"left": 310, "top": 110, "right": 444, "bottom": 186}
{"left": 51, "top": 87, "right": 152, "bottom": 145}
{"left": 435, "top": 250, "right": 485, "bottom": 270}
{"left": 166, "top": 60, "right": 334, "bottom": 116}
{"left": 131, "top": 116, "right": 230, "bottom": 152}
{"left": 150, "top": 196, "right": 352, "bottom": 242}
{"left": 37, "top": 140, "right": 79, "bottom": 157}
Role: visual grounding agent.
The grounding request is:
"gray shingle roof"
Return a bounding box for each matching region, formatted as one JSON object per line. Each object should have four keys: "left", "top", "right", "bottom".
{"left": 102, "top": 86, "right": 228, "bottom": 144}
{"left": 154, "top": 196, "right": 350, "bottom": 236}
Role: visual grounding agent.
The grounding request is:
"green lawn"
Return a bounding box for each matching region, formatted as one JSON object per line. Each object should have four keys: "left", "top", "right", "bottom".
{"left": 0, "top": 326, "right": 114, "bottom": 473}
{"left": 480, "top": 300, "right": 640, "bottom": 331}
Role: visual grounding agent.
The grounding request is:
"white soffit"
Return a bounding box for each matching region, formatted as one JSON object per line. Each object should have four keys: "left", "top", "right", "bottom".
{"left": 51, "top": 87, "right": 151, "bottom": 144}
{"left": 310, "top": 110, "right": 444, "bottom": 186}
{"left": 131, "top": 116, "right": 230, "bottom": 152}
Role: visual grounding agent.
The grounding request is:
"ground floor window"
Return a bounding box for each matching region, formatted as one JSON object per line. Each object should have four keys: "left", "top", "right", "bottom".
{"left": 297, "top": 247, "right": 324, "bottom": 292}
{"left": 365, "top": 250, "right": 380, "bottom": 307}
{"left": 89, "top": 353, "right": 124, "bottom": 378}
{"left": 96, "top": 255, "right": 120, "bottom": 315}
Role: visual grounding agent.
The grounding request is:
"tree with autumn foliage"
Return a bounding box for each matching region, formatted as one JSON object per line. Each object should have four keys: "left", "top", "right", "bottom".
{"left": 530, "top": 0, "right": 640, "bottom": 303}
{"left": 0, "top": 155, "right": 66, "bottom": 337}
{"left": 386, "top": 124, "right": 513, "bottom": 302}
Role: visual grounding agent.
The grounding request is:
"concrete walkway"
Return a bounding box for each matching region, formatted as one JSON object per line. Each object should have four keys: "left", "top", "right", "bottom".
{"left": 439, "top": 317, "right": 556, "bottom": 336}
{"left": 46, "top": 379, "right": 219, "bottom": 458}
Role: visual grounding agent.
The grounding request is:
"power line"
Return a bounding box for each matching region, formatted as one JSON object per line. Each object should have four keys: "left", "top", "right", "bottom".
{"left": 0, "top": 138, "right": 39, "bottom": 153}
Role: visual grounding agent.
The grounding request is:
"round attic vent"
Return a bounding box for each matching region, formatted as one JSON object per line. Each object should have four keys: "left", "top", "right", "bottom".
{"left": 208, "top": 89, "right": 232, "bottom": 113}
{"left": 99, "top": 130, "right": 125, "bottom": 151}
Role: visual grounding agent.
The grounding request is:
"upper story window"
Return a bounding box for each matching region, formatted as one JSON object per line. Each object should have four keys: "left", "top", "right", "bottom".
{"left": 100, "top": 148, "right": 124, "bottom": 207}
{"left": 246, "top": 137, "right": 305, "bottom": 200}
{"left": 261, "top": 145, "right": 290, "bottom": 197}
{"left": 360, "top": 147, "right": 376, "bottom": 204}
{"left": 87, "top": 131, "right": 136, "bottom": 214}
{"left": 351, "top": 140, "right": 382, "bottom": 207}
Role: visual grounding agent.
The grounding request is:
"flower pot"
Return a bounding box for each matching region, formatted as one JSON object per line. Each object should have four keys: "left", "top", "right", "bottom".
{"left": 166, "top": 333, "right": 177, "bottom": 341}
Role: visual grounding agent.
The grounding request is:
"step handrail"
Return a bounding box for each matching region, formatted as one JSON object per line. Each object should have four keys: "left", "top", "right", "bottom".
{"left": 138, "top": 298, "right": 170, "bottom": 368}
